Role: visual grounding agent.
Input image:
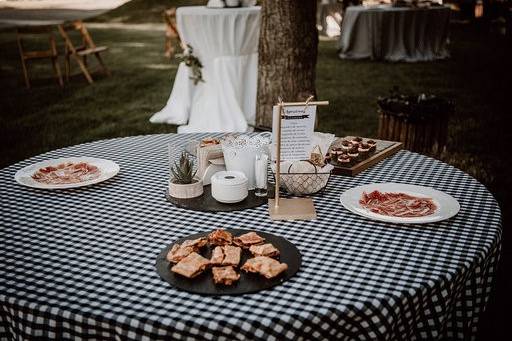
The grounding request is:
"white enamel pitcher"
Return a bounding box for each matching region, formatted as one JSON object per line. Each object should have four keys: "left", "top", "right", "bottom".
{"left": 221, "top": 133, "right": 271, "bottom": 190}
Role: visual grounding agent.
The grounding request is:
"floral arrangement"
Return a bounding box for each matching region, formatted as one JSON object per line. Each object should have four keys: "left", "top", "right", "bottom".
{"left": 176, "top": 44, "right": 204, "bottom": 85}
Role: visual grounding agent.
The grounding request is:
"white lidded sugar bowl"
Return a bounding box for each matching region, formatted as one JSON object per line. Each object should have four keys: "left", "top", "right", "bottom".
{"left": 211, "top": 171, "right": 248, "bottom": 204}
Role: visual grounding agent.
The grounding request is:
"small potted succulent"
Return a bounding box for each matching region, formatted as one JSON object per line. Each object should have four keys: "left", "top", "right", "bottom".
{"left": 168, "top": 152, "right": 203, "bottom": 199}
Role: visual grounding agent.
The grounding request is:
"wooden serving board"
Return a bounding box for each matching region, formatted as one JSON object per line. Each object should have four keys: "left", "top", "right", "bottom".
{"left": 330, "top": 137, "right": 403, "bottom": 176}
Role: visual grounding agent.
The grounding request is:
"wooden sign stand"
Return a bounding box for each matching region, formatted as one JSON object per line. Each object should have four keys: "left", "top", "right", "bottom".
{"left": 268, "top": 98, "right": 329, "bottom": 221}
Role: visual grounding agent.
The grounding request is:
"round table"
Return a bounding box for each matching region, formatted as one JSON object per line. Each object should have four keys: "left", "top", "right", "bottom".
{"left": 0, "top": 134, "right": 501, "bottom": 340}
{"left": 338, "top": 5, "right": 451, "bottom": 62}
{"left": 150, "top": 6, "right": 261, "bottom": 133}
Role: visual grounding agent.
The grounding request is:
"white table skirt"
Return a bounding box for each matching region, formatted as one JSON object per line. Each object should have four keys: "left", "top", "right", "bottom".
{"left": 338, "top": 5, "right": 451, "bottom": 62}
{"left": 150, "top": 6, "right": 261, "bottom": 133}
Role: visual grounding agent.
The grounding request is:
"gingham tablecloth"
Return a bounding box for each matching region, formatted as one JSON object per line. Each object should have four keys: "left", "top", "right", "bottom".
{"left": 0, "top": 134, "right": 501, "bottom": 340}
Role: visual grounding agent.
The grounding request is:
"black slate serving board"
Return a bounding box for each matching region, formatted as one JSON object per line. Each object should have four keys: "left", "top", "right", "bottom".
{"left": 166, "top": 185, "right": 267, "bottom": 212}
{"left": 155, "top": 229, "right": 301, "bottom": 295}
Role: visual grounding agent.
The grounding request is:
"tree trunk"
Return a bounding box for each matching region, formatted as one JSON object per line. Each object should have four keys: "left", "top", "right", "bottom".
{"left": 255, "top": 0, "right": 318, "bottom": 129}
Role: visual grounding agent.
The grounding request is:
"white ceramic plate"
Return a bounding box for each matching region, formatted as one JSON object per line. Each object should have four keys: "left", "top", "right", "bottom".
{"left": 14, "top": 157, "right": 120, "bottom": 189}
{"left": 340, "top": 183, "right": 460, "bottom": 224}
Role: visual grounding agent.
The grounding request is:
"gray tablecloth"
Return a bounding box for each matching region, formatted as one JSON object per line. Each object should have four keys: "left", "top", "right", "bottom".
{"left": 0, "top": 134, "right": 501, "bottom": 340}
{"left": 338, "top": 5, "right": 451, "bottom": 61}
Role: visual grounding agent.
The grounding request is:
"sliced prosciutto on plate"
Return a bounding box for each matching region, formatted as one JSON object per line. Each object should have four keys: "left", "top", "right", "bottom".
{"left": 340, "top": 183, "right": 459, "bottom": 224}
{"left": 359, "top": 190, "right": 437, "bottom": 218}
{"left": 15, "top": 157, "right": 119, "bottom": 190}
{"left": 31, "top": 162, "right": 101, "bottom": 185}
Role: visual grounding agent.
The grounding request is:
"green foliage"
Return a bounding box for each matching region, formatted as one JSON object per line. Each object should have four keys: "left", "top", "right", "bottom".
{"left": 176, "top": 44, "right": 204, "bottom": 85}
{"left": 170, "top": 152, "right": 197, "bottom": 184}
{"left": 92, "top": 0, "right": 205, "bottom": 23}
{"left": 0, "top": 20, "right": 511, "bottom": 217}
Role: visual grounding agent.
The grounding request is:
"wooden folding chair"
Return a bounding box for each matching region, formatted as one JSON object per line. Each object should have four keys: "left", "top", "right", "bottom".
{"left": 16, "top": 25, "right": 64, "bottom": 89}
{"left": 163, "top": 8, "right": 183, "bottom": 59}
{"left": 58, "top": 20, "right": 110, "bottom": 84}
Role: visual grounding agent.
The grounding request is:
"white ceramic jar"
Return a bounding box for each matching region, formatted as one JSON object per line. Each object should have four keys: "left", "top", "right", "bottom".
{"left": 211, "top": 171, "right": 248, "bottom": 204}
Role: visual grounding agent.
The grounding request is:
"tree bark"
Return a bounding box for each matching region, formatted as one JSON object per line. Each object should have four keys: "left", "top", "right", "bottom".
{"left": 255, "top": 0, "right": 318, "bottom": 129}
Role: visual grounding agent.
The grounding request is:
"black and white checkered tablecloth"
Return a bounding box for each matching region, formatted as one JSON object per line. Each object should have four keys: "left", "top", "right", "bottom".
{"left": 0, "top": 134, "right": 501, "bottom": 340}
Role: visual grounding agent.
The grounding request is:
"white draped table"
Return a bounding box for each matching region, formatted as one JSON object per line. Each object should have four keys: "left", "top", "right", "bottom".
{"left": 150, "top": 6, "right": 261, "bottom": 133}
{"left": 338, "top": 5, "right": 451, "bottom": 62}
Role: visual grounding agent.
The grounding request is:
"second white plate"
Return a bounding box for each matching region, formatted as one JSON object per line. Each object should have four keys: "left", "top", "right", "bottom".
{"left": 340, "top": 183, "right": 460, "bottom": 224}
{"left": 15, "top": 157, "right": 120, "bottom": 189}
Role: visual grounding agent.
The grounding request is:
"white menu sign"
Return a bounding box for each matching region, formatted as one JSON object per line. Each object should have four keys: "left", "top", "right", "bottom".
{"left": 272, "top": 104, "right": 316, "bottom": 161}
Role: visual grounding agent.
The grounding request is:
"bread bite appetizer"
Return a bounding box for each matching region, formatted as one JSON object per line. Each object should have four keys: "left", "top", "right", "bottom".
{"left": 171, "top": 252, "right": 210, "bottom": 278}
{"left": 249, "top": 243, "right": 280, "bottom": 258}
{"left": 208, "top": 229, "right": 233, "bottom": 246}
{"left": 241, "top": 256, "right": 288, "bottom": 279}
{"left": 166, "top": 237, "right": 208, "bottom": 263}
{"left": 233, "top": 232, "right": 265, "bottom": 249}
{"left": 212, "top": 266, "right": 240, "bottom": 285}
{"left": 210, "top": 245, "right": 242, "bottom": 267}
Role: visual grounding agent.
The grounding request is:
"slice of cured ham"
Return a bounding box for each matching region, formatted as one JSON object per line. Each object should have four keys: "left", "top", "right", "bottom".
{"left": 359, "top": 190, "right": 437, "bottom": 218}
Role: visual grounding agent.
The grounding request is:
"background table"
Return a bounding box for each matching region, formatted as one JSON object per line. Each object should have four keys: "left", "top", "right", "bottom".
{"left": 0, "top": 134, "right": 501, "bottom": 340}
{"left": 150, "top": 6, "right": 261, "bottom": 133}
{"left": 338, "top": 5, "right": 451, "bottom": 61}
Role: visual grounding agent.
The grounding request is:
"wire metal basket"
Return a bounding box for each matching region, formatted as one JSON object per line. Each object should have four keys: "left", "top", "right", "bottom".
{"left": 273, "top": 171, "right": 331, "bottom": 196}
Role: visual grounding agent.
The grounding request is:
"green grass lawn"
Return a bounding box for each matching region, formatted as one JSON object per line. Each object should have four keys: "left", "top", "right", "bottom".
{"left": 92, "top": 0, "right": 205, "bottom": 23}
{"left": 0, "top": 4, "right": 510, "bottom": 339}
{"left": 0, "top": 24, "right": 177, "bottom": 164}
{"left": 1, "top": 23, "right": 510, "bottom": 201}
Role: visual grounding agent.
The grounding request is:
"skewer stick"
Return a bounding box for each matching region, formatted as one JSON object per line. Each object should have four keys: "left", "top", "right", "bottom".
{"left": 279, "top": 101, "right": 329, "bottom": 107}
{"left": 275, "top": 103, "right": 283, "bottom": 208}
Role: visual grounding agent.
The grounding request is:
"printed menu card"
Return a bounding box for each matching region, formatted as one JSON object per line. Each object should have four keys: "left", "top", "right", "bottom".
{"left": 271, "top": 104, "right": 316, "bottom": 161}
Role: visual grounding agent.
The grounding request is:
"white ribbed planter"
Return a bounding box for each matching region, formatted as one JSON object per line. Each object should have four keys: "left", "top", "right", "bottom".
{"left": 168, "top": 178, "right": 203, "bottom": 199}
